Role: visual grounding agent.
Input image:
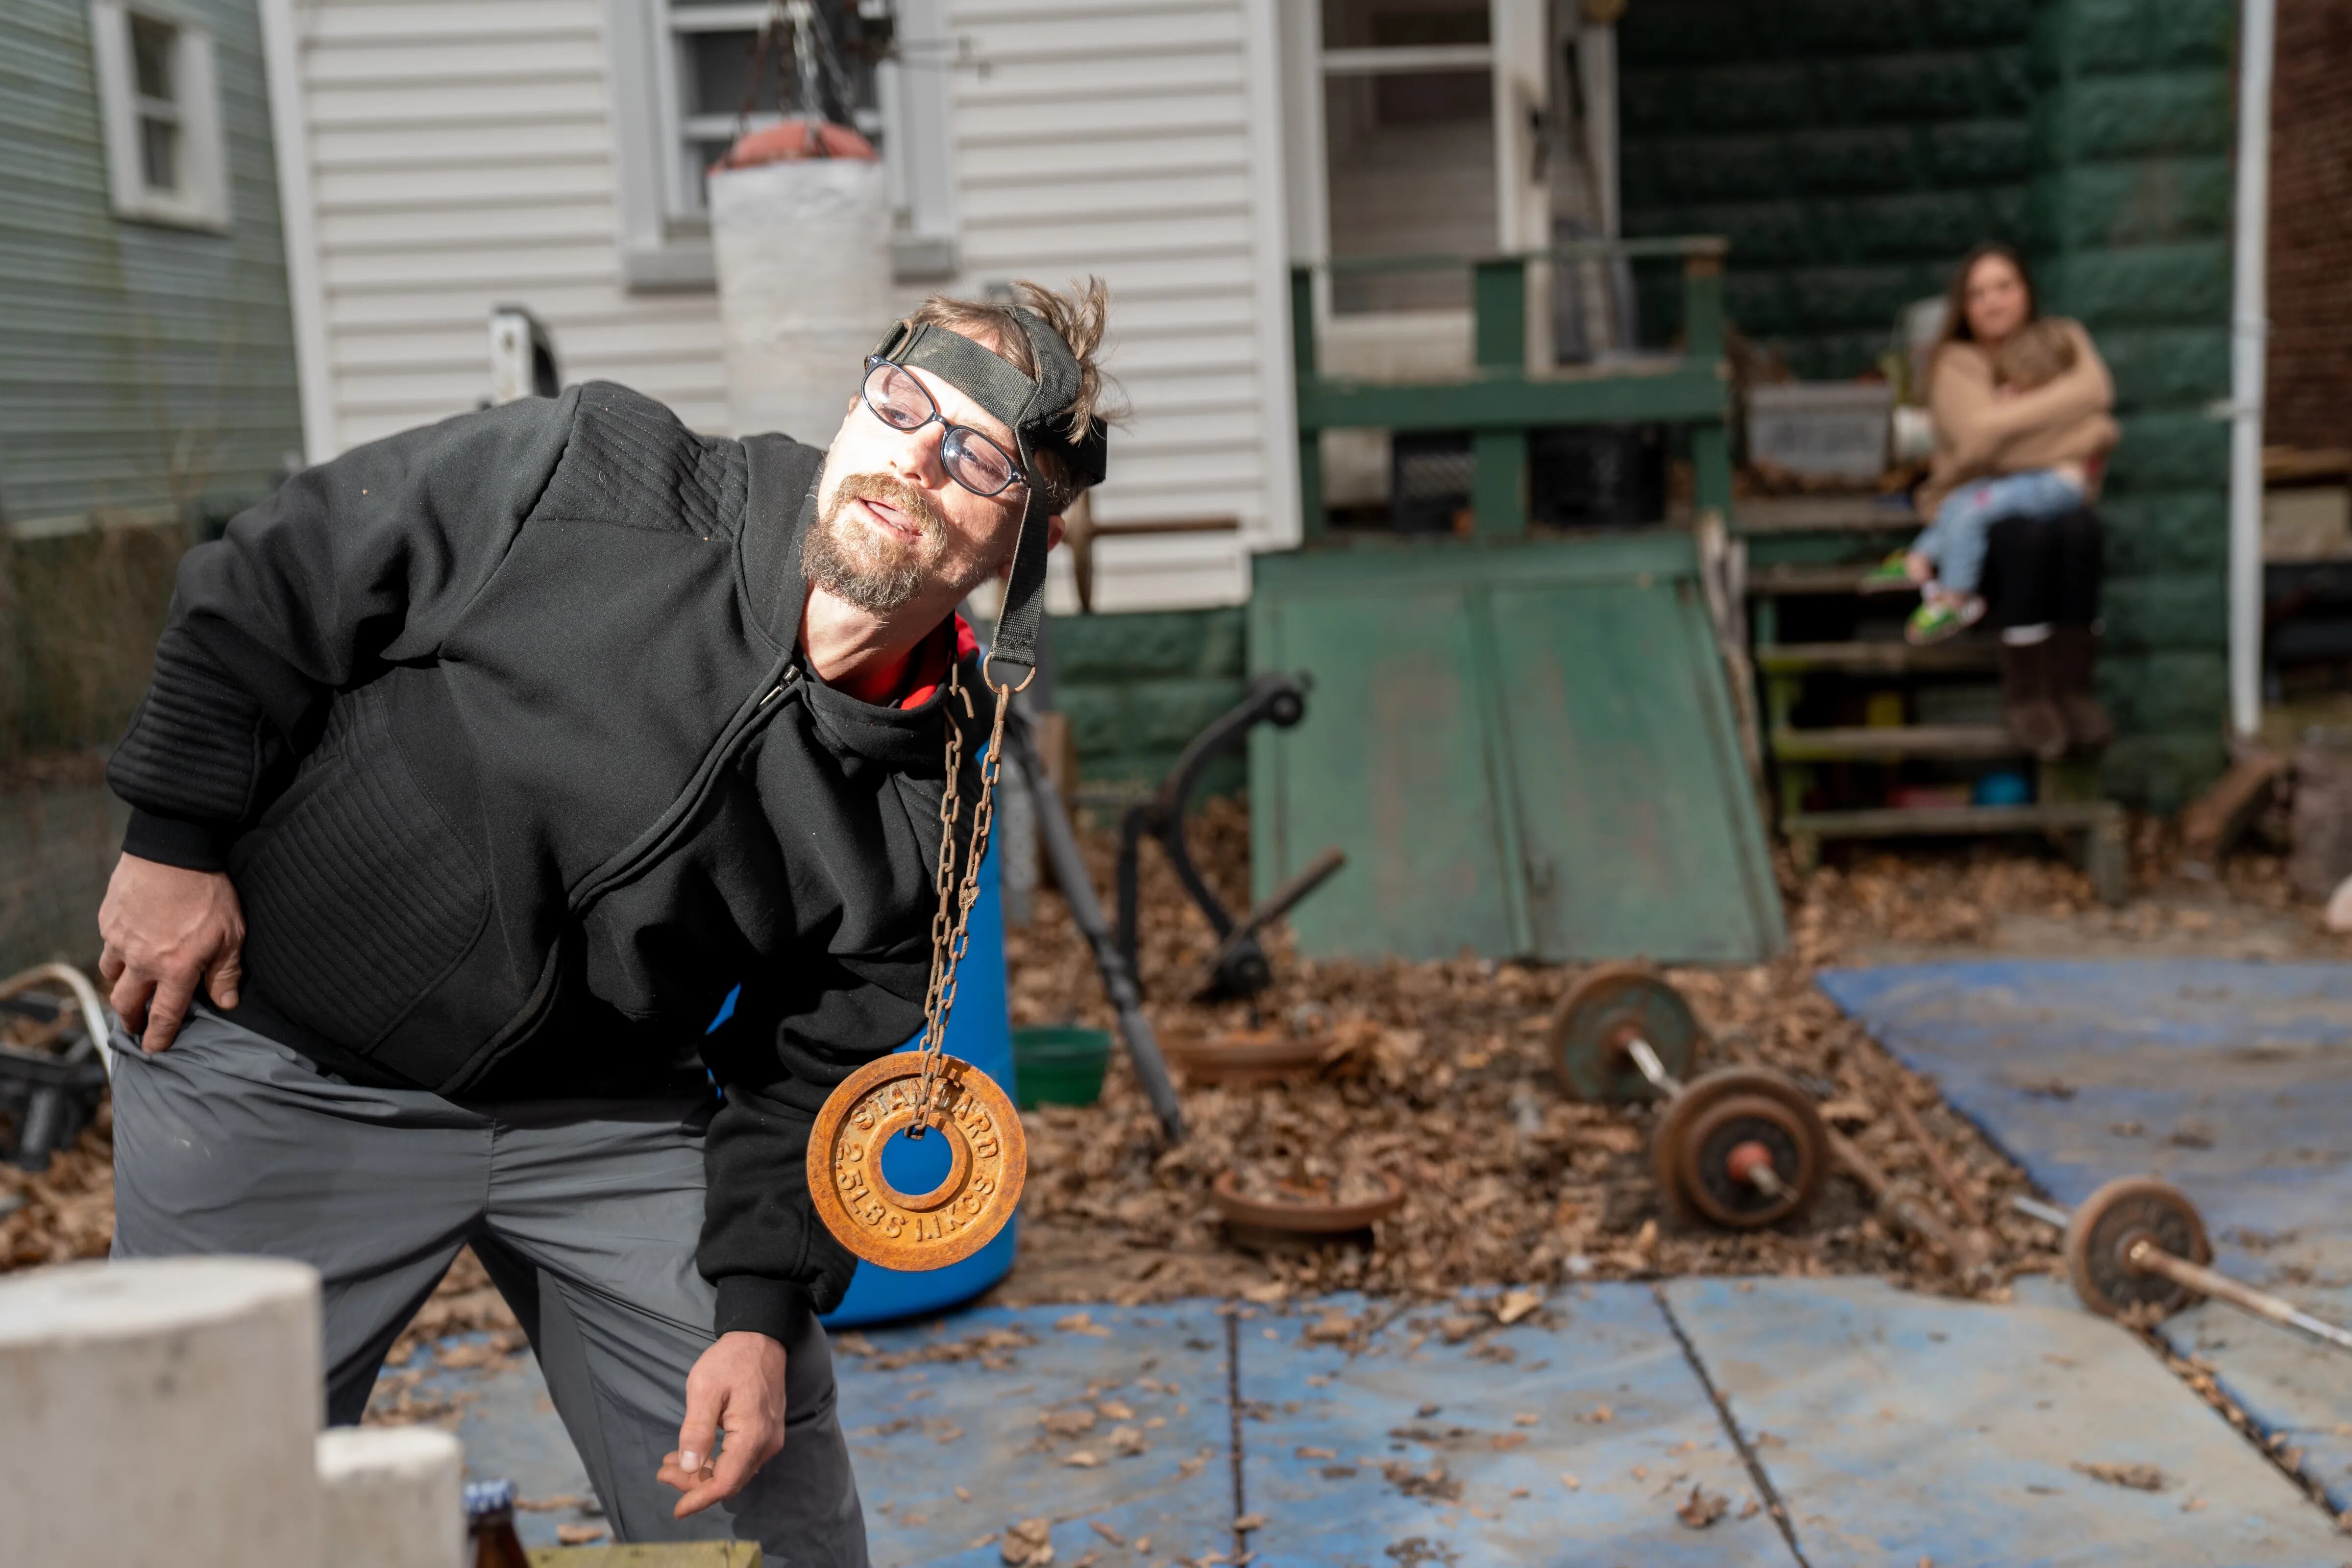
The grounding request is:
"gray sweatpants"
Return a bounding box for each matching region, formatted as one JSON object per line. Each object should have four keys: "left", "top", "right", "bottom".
{"left": 108, "top": 1007, "right": 868, "bottom": 1567}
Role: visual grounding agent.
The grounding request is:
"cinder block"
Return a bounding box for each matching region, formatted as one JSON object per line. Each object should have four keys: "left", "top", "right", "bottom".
{"left": 316, "top": 1426, "right": 464, "bottom": 1568}
{"left": 2036, "top": 74, "right": 2231, "bottom": 161}
{"left": 2029, "top": 159, "right": 2231, "bottom": 251}
{"left": 1923, "top": 119, "right": 2034, "bottom": 185}
{"left": 2102, "top": 570, "right": 2226, "bottom": 652}
{"left": 2098, "top": 490, "right": 2227, "bottom": 576}
{"left": 2038, "top": 241, "right": 2230, "bottom": 327}
{"left": 2095, "top": 325, "right": 2229, "bottom": 413}
{"left": 1787, "top": 127, "right": 1922, "bottom": 196}
{"left": 2106, "top": 410, "right": 2229, "bottom": 493}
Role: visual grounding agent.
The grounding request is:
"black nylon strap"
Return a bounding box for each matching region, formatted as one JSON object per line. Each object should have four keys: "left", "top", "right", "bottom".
{"left": 873, "top": 315, "right": 1106, "bottom": 677}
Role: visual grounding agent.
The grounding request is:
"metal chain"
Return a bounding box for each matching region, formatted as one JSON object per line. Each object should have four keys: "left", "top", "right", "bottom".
{"left": 907, "top": 662, "right": 1013, "bottom": 1132}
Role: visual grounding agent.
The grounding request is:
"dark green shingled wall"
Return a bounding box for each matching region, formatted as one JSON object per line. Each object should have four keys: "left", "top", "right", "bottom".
{"left": 1617, "top": 0, "right": 2235, "bottom": 809}
{"left": 1047, "top": 609, "right": 1249, "bottom": 793}
{"left": 2031, "top": 0, "right": 2235, "bottom": 808}
{"left": 1617, "top": 0, "right": 2039, "bottom": 379}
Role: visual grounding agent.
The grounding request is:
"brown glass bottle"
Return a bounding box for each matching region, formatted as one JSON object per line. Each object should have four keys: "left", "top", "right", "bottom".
{"left": 463, "top": 1478, "right": 534, "bottom": 1568}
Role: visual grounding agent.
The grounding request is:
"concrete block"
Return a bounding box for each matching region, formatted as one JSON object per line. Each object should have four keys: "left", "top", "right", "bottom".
{"left": 0, "top": 1257, "right": 324, "bottom": 1568}
{"left": 2106, "top": 410, "right": 2230, "bottom": 493}
{"left": 1923, "top": 119, "right": 2034, "bottom": 185}
{"left": 2039, "top": 240, "right": 2230, "bottom": 326}
{"left": 2102, "top": 570, "right": 2226, "bottom": 652}
{"left": 317, "top": 1426, "right": 465, "bottom": 1568}
{"left": 2038, "top": 74, "right": 2231, "bottom": 161}
{"left": 1787, "top": 127, "right": 1922, "bottom": 195}
{"left": 2031, "top": 158, "right": 2231, "bottom": 250}
{"left": 2097, "top": 325, "right": 2230, "bottom": 413}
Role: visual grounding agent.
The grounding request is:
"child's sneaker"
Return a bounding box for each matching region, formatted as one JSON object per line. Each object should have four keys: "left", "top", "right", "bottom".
{"left": 1861, "top": 550, "right": 1915, "bottom": 590}
{"left": 1905, "top": 594, "right": 1984, "bottom": 646}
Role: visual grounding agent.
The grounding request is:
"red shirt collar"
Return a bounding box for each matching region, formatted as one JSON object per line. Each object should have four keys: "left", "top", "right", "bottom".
{"left": 893, "top": 614, "right": 980, "bottom": 710}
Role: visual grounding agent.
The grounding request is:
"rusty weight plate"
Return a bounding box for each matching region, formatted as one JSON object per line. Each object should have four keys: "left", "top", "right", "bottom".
{"left": 808, "top": 1054, "right": 1027, "bottom": 1272}
{"left": 1552, "top": 962, "right": 1700, "bottom": 1104}
{"left": 1656, "top": 1067, "right": 1828, "bottom": 1230}
{"left": 2063, "top": 1175, "right": 2211, "bottom": 1321}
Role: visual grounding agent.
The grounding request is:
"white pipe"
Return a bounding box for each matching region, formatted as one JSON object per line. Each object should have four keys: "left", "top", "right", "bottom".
{"left": 2228, "top": 0, "right": 2276, "bottom": 738}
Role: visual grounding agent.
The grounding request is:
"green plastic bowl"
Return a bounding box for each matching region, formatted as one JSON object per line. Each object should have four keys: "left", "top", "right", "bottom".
{"left": 1013, "top": 1026, "right": 1112, "bottom": 1109}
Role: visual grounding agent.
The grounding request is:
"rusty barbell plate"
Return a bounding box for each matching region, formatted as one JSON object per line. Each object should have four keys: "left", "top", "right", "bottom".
{"left": 807, "top": 1054, "right": 1026, "bottom": 1272}
{"left": 1552, "top": 962, "right": 1700, "bottom": 1104}
{"left": 2063, "top": 1175, "right": 2211, "bottom": 1321}
{"left": 1654, "top": 1066, "right": 1828, "bottom": 1230}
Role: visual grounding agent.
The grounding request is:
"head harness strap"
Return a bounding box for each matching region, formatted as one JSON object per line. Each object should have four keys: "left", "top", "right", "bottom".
{"left": 873, "top": 315, "right": 1107, "bottom": 677}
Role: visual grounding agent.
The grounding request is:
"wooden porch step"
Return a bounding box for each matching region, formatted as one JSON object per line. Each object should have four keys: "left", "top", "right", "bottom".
{"left": 1769, "top": 723, "right": 2022, "bottom": 761}
{"left": 1756, "top": 640, "right": 1998, "bottom": 676}
{"left": 1781, "top": 801, "right": 2129, "bottom": 903}
{"left": 1732, "top": 495, "right": 1921, "bottom": 534}
{"left": 1749, "top": 564, "right": 1919, "bottom": 598}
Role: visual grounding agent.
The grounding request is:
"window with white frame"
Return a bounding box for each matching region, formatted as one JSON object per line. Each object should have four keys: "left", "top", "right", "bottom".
{"left": 605, "top": 0, "right": 959, "bottom": 291}
{"left": 88, "top": 0, "right": 230, "bottom": 231}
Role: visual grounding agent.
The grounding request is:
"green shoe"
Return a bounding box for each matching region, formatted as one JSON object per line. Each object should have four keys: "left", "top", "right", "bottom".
{"left": 1862, "top": 549, "right": 1914, "bottom": 589}
{"left": 1905, "top": 595, "right": 1984, "bottom": 646}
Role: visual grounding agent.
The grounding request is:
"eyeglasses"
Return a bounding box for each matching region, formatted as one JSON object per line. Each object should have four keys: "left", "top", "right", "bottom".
{"left": 860, "top": 358, "right": 1027, "bottom": 498}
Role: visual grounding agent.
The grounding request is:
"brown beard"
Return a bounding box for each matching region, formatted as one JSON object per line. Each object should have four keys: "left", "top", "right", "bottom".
{"left": 802, "top": 471, "right": 950, "bottom": 613}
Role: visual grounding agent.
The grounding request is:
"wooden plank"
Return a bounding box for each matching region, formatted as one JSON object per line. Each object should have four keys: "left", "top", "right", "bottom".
{"left": 1729, "top": 494, "right": 1920, "bottom": 534}
{"left": 837, "top": 1303, "right": 1236, "bottom": 1568}
{"left": 1768, "top": 724, "right": 2022, "bottom": 761}
{"left": 1236, "top": 1287, "right": 1796, "bottom": 1566}
{"left": 1782, "top": 803, "right": 2120, "bottom": 838}
{"left": 1747, "top": 564, "right": 1917, "bottom": 598}
{"left": 1663, "top": 1275, "right": 2350, "bottom": 1566}
{"left": 1816, "top": 958, "right": 2352, "bottom": 1512}
{"left": 1754, "top": 640, "right": 1996, "bottom": 676}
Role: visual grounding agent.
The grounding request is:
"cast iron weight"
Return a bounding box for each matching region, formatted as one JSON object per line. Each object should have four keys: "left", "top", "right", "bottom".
{"left": 2013, "top": 1179, "right": 2352, "bottom": 1352}
{"left": 1551, "top": 963, "right": 1829, "bottom": 1229}
{"left": 1552, "top": 966, "right": 1989, "bottom": 1283}
{"left": 1114, "top": 672, "right": 1346, "bottom": 1004}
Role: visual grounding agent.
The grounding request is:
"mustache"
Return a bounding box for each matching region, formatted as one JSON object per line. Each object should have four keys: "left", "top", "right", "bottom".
{"left": 833, "top": 471, "right": 947, "bottom": 542}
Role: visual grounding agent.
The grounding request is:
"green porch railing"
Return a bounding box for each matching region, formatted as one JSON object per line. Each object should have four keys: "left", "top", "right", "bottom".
{"left": 1290, "top": 237, "right": 1731, "bottom": 539}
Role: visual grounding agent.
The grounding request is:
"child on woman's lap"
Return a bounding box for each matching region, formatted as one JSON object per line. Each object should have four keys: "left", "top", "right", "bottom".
{"left": 1889, "top": 320, "right": 2110, "bottom": 645}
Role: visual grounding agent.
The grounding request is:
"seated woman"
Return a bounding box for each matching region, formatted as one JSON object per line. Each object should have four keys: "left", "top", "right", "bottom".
{"left": 1914, "top": 243, "right": 2120, "bottom": 760}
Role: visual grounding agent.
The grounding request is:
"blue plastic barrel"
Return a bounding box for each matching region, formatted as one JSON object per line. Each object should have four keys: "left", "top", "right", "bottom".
{"left": 819, "top": 830, "right": 1017, "bottom": 1327}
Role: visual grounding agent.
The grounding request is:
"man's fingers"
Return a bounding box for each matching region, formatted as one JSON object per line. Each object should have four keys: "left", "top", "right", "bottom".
{"left": 206, "top": 942, "right": 244, "bottom": 1011}
{"left": 673, "top": 1381, "right": 724, "bottom": 1482}
{"left": 98, "top": 944, "right": 125, "bottom": 988}
{"left": 695, "top": 1436, "right": 766, "bottom": 1511}
{"left": 109, "top": 966, "right": 154, "bottom": 1035}
{"left": 141, "top": 972, "right": 198, "bottom": 1054}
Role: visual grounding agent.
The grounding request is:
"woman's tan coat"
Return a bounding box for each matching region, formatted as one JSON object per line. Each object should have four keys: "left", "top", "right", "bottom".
{"left": 1917, "top": 318, "right": 2119, "bottom": 517}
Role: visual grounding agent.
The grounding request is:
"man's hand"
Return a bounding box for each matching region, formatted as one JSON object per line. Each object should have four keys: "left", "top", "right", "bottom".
{"left": 659, "top": 1331, "right": 787, "bottom": 1517}
{"left": 97, "top": 854, "right": 245, "bottom": 1054}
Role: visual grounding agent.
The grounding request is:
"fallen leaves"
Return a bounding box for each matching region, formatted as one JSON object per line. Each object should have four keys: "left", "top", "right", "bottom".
{"left": 1675, "top": 1486, "right": 1729, "bottom": 1529}
{"left": 1000, "top": 1517, "right": 1054, "bottom": 1565}
{"left": 2073, "top": 1461, "right": 2167, "bottom": 1492}
{"left": 554, "top": 1524, "right": 608, "bottom": 1546}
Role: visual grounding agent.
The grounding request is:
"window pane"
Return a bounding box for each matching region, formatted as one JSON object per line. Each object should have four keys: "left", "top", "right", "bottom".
{"left": 1322, "top": 0, "right": 1487, "bottom": 51}
{"left": 1324, "top": 68, "right": 1494, "bottom": 313}
{"left": 685, "top": 29, "right": 783, "bottom": 119}
{"left": 130, "top": 14, "right": 176, "bottom": 102}
{"left": 139, "top": 114, "right": 178, "bottom": 193}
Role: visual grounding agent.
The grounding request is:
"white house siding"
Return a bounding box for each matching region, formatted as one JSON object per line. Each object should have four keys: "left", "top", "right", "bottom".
{"left": 268, "top": 0, "right": 1295, "bottom": 612}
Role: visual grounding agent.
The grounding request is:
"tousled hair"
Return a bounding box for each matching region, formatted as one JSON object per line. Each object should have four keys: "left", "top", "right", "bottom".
{"left": 1936, "top": 241, "right": 2039, "bottom": 352}
{"left": 906, "top": 278, "right": 1121, "bottom": 509}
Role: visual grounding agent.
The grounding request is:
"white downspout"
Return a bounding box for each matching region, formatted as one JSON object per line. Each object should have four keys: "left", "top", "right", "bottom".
{"left": 2228, "top": 0, "right": 2276, "bottom": 738}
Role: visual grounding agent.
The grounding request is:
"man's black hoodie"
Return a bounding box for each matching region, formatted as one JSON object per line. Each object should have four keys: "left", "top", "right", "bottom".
{"left": 106, "top": 382, "right": 986, "bottom": 1341}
